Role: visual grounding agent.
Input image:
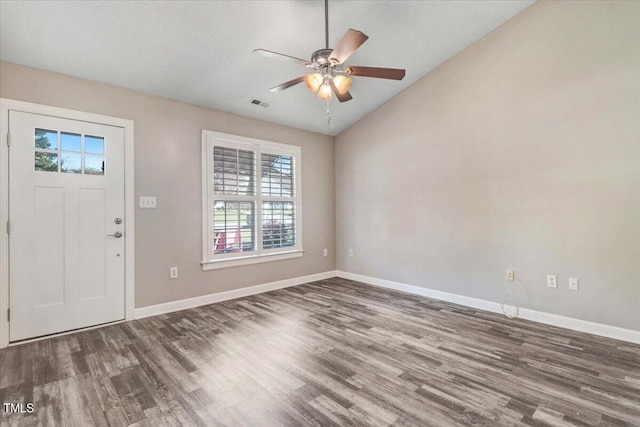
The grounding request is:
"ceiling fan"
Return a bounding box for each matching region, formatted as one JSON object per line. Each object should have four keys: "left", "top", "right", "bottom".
{"left": 253, "top": 0, "right": 406, "bottom": 103}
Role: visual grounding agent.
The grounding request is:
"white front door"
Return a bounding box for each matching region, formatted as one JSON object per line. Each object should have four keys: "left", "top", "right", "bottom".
{"left": 9, "top": 111, "right": 126, "bottom": 341}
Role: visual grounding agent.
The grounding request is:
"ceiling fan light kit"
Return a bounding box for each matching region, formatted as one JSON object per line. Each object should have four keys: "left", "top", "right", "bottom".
{"left": 304, "top": 73, "right": 324, "bottom": 93}
{"left": 333, "top": 75, "right": 352, "bottom": 95}
{"left": 253, "top": 0, "right": 405, "bottom": 104}
{"left": 317, "top": 83, "right": 333, "bottom": 100}
{"left": 304, "top": 72, "right": 351, "bottom": 100}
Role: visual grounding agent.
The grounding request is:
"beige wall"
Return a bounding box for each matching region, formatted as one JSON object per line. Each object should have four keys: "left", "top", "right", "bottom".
{"left": 335, "top": 1, "right": 640, "bottom": 330}
{"left": 0, "top": 61, "right": 336, "bottom": 308}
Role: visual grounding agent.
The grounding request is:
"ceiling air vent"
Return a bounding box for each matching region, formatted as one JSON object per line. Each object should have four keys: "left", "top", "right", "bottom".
{"left": 250, "top": 98, "right": 269, "bottom": 108}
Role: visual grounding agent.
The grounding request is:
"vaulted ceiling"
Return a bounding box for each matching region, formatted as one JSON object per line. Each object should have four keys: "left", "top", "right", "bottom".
{"left": 0, "top": 1, "right": 533, "bottom": 135}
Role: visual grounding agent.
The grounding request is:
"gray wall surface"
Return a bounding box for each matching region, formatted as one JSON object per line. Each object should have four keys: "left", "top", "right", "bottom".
{"left": 1, "top": 1, "right": 638, "bottom": 331}
{"left": 335, "top": 1, "right": 640, "bottom": 330}
{"left": 1, "top": 61, "right": 336, "bottom": 308}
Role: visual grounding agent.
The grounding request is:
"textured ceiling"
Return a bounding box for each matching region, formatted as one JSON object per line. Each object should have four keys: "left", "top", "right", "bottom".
{"left": 0, "top": 0, "right": 533, "bottom": 136}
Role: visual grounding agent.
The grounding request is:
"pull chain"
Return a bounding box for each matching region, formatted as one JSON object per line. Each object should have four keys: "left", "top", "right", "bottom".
{"left": 326, "top": 100, "right": 331, "bottom": 127}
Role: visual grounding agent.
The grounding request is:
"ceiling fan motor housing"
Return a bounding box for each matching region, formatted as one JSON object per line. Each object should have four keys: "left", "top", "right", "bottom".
{"left": 311, "top": 49, "right": 337, "bottom": 68}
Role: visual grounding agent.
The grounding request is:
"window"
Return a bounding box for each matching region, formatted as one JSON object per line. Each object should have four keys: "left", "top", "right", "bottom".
{"left": 34, "top": 128, "right": 105, "bottom": 175}
{"left": 201, "top": 130, "right": 302, "bottom": 270}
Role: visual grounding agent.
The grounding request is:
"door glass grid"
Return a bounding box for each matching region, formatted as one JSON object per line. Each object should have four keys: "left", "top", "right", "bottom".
{"left": 34, "top": 128, "right": 105, "bottom": 175}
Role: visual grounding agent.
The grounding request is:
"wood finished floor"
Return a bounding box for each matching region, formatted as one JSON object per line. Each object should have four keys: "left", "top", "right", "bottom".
{"left": 1, "top": 277, "right": 639, "bottom": 427}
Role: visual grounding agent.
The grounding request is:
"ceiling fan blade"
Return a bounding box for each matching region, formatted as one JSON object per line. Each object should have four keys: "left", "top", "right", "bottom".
{"left": 253, "top": 49, "right": 310, "bottom": 66}
{"left": 345, "top": 66, "right": 406, "bottom": 80}
{"left": 329, "top": 29, "right": 369, "bottom": 64}
{"left": 269, "top": 76, "right": 306, "bottom": 92}
{"left": 330, "top": 81, "right": 353, "bottom": 103}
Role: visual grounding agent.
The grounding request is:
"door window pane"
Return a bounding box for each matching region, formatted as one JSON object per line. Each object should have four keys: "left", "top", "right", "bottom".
{"left": 85, "top": 135, "right": 104, "bottom": 155}
{"left": 35, "top": 129, "right": 57, "bottom": 150}
{"left": 35, "top": 152, "right": 58, "bottom": 172}
{"left": 61, "top": 132, "right": 81, "bottom": 152}
{"left": 61, "top": 154, "right": 82, "bottom": 174}
{"left": 32, "top": 129, "right": 108, "bottom": 176}
{"left": 85, "top": 157, "right": 104, "bottom": 175}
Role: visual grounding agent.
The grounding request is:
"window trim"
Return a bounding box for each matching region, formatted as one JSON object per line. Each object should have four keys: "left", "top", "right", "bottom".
{"left": 201, "top": 130, "right": 303, "bottom": 270}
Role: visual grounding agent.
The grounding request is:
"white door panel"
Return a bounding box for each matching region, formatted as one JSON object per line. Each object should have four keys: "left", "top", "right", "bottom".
{"left": 9, "top": 111, "right": 125, "bottom": 341}
{"left": 79, "top": 188, "right": 107, "bottom": 301}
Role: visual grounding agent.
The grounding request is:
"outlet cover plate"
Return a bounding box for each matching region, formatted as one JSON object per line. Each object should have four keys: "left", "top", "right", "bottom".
{"left": 506, "top": 269, "right": 515, "bottom": 281}
{"left": 569, "top": 277, "right": 578, "bottom": 291}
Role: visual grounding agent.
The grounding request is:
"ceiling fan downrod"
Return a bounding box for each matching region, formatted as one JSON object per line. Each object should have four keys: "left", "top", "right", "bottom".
{"left": 325, "top": 0, "right": 329, "bottom": 49}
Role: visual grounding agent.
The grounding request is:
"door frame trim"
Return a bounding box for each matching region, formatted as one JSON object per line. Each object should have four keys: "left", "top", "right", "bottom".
{"left": 0, "top": 98, "right": 135, "bottom": 348}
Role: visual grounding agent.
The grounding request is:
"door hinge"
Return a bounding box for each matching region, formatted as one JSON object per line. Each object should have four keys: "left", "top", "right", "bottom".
{"left": 6, "top": 132, "right": 10, "bottom": 146}
{"left": 7, "top": 309, "right": 9, "bottom": 322}
{"left": 6, "top": 220, "right": 9, "bottom": 235}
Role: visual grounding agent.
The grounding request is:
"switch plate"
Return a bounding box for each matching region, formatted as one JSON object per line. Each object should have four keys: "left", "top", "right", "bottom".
{"left": 348, "top": 249, "right": 353, "bottom": 257}
{"left": 323, "top": 248, "right": 328, "bottom": 257}
{"left": 139, "top": 196, "right": 157, "bottom": 209}
{"left": 547, "top": 274, "right": 557, "bottom": 288}
{"left": 506, "top": 269, "right": 515, "bottom": 281}
{"left": 170, "top": 267, "right": 178, "bottom": 279}
{"left": 569, "top": 277, "right": 579, "bottom": 291}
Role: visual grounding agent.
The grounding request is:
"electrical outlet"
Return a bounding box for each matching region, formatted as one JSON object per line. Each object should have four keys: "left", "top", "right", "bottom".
{"left": 569, "top": 277, "right": 579, "bottom": 291}
{"left": 506, "top": 269, "right": 515, "bottom": 281}
{"left": 348, "top": 249, "right": 353, "bottom": 257}
{"left": 170, "top": 266, "right": 178, "bottom": 279}
{"left": 323, "top": 248, "right": 328, "bottom": 257}
{"left": 547, "top": 274, "right": 557, "bottom": 288}
{"left": 140, "top": 196, "right": 157, "bottom": 209}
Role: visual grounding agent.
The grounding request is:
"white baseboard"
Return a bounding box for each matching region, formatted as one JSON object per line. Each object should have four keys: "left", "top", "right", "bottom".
{"left": 336, "top": 271, "right": 640, "bottom": 345}
{"left": 134, "top": 270, "right": 337, "bottom": 319}
{"left": 134, "top": 269, "right": 640, "bottom": 345}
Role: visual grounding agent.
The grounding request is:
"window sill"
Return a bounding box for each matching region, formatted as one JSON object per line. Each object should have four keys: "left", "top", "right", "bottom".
{"left": 201, "top": 250, "right": 304, "bottom": 271}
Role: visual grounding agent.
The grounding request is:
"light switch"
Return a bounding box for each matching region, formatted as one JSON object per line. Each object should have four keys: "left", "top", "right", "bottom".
{"left": 139, "top": 196, "right": 157, "bottom": 209}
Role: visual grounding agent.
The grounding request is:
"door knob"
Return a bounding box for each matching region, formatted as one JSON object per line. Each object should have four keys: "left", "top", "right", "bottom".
{"left": 108, "top": 231, "right": 123, "bottom": 238}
